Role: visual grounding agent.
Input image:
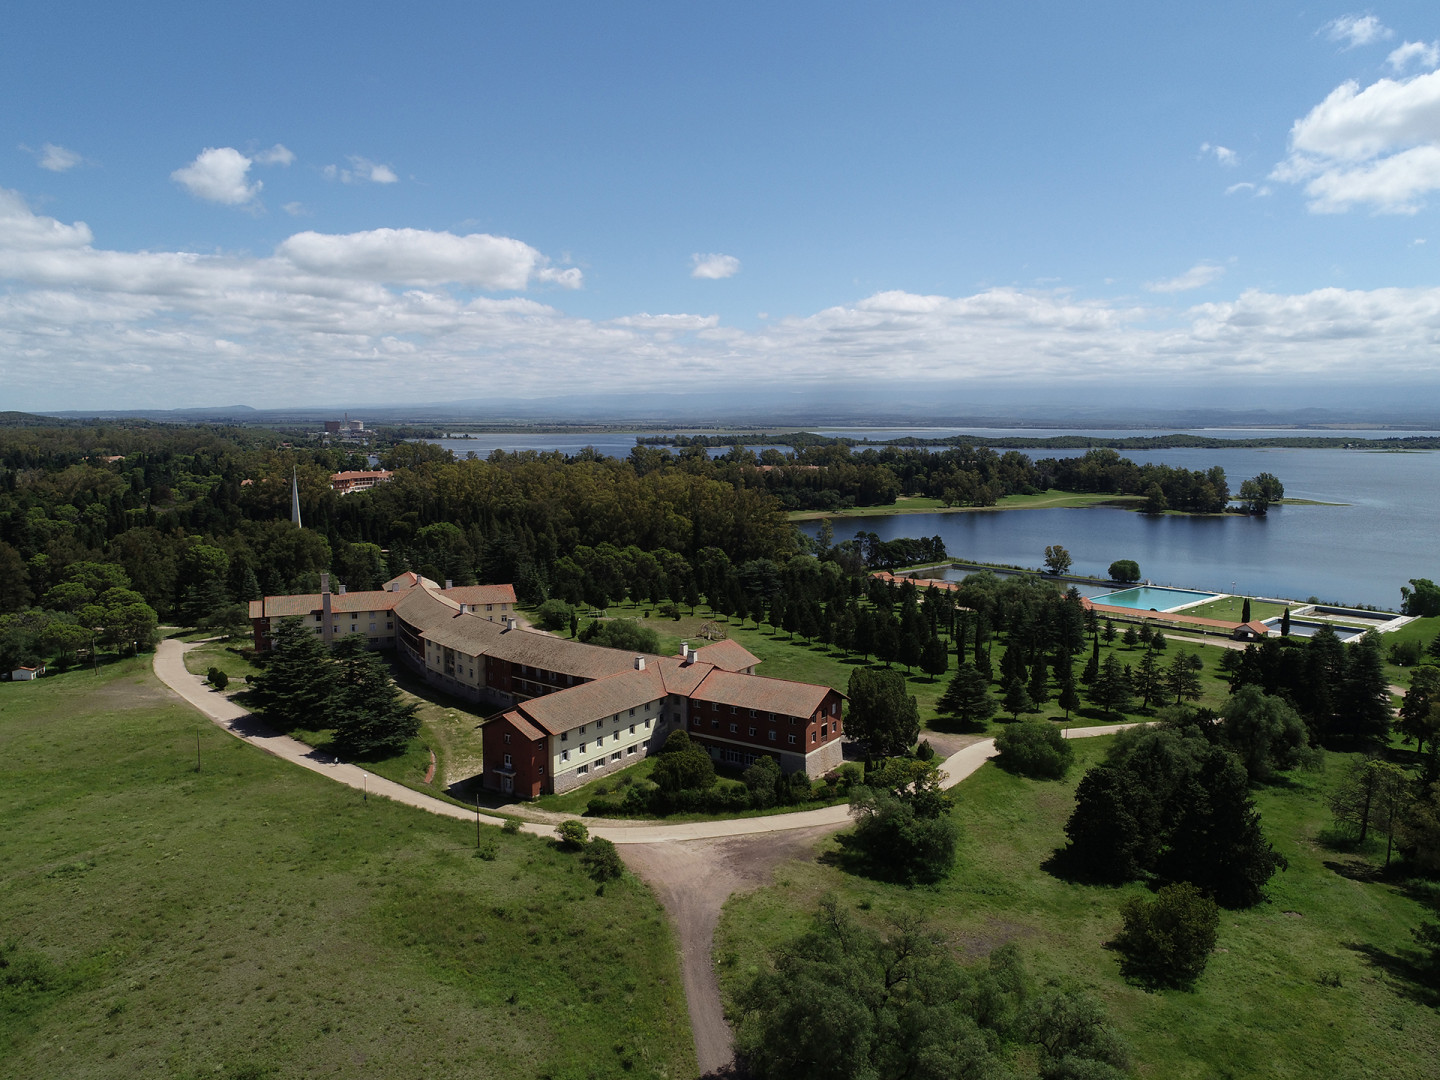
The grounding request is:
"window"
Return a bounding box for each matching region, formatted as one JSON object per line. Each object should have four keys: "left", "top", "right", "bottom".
{"left": 503, "top": 753, "right": 512, "bottom": 767}
{"left": 788, "top": 734, "right": 797, "bottom": 745}
{"left": 711, "top": 701, "right": 719, "bottom": 712}
{"left": 748, "top": 727, "right": 756, "bottom": 736}
{"left": 611, "top": 752, "right": 621, "bottom": 762}
{"left": 503, "top": 733, "right": 511, "bottom": 744}
{"left": 629, "top": 724, "right": 636, "bottom": 734}
{"left": 562, "top": 750, "right": 570, "bottom": 762}
{"left": 729, "top": 723, "right": 738, "bottom": 733}
{"left": 596, "top": 734, "right": 604, "bottom": 746}
{"left": 768, "top": 731, "right": 777, "bottom": 741}
{"left": 580, "top": 742, "right": 587, "bottom": 754}
{"left": 711, "top": 719, "right": 720, "bottom": 729}
{"left": 730, "top": 706, "right": 738, "bottom": 715}
{"left": 831, "top": 722, "right": 838, "bottom": 734}
{"left": 351, "top": 612, "right": 358, "bottom": 620}
{"left": 597, "top": 718, "right": 604, "bottom": 729}
{"left": 831, "top": 702, "right": 838, "bottom": 716}
{"left": 486, "top": 604, "right": 493, "bottom": 611}
{"left": 538, "top": 764, "right": 544, "bottom": 775}
{"left": 578, "top": 725, "right": 586, "bottom": 734}
{"left": 627, "top": 745, "right": 637, "bottom": 755}
{"left": 749, "top": 709, "right": 757, "bottom": 718}
{"left": 577, "top": 764, "right": 588, "bottom": 774}
{"left": 561, "top": 732, "right": 568, "bottom": 743}
{"left": 811, "top": 732, "right": 817, "bottom": 743}
{"left": 629, "top": 707, "right": 636, "bottom": 716}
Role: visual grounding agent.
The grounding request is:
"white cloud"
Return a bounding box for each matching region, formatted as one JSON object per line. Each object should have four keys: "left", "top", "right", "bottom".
{"left": 282, "top": 201, "right": 307, "bottom": 217}
{"left": 1201, "top": 142, "right": 1238, "bottom": 166}
{"left": 7, "top": 186, "right": 1440, "bottom": 409}
{"left": 171, "top": 147, "right": 261, "bottom": 206}
{"left": 29, "top": 143, "right": 83, "bottom": 172}
{"left": 253, "top": 143, "right": 295, "bottom": 166}
{"left": 1224, "top": 181, "right": 1272, "bottom": 196}
{"left": 325, "top": 155, "right": 399, "bottom": 184}
{"left": 690, "top": 252, "right": 740, "bottom": 279}
{"left": 1145, "top": 263, "right": 1225, "bottom": 293}
{"left": 1273, "top": 68, "right": 1440, "bottom": 212}
{"left": 1323, "top": 14, "right": 1393, "bottom": 50}
{"left": 1387, "top": 40, "right": 1440, "bottom": 73}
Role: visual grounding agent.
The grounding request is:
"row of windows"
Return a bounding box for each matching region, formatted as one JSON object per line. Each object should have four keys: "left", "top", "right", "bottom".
{"left": 572, "top": 746, "right": 638, "bottom": 775}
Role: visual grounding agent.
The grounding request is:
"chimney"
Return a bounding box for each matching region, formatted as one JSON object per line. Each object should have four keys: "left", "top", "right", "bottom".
{"left": 445, "top": 579, "right": 453, "bottom": 590}
{"left": 338, "top": 584, "right": 347, "bottom": 594}
{"left": 634, "top": 656, "right": 646, "bottom": 671}
{"left": 679, "top": 640, "right": 688, "bottom": 660}
{"left": 320, "top": 572, "right": 333, "bottom": 645}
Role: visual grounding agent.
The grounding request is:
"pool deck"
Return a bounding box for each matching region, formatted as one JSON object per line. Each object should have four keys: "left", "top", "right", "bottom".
{"left": 1083, "top": 597, "right": 1267, "bottom": 639}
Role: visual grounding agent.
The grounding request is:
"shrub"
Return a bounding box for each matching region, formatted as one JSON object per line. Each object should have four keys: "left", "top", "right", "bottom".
{"left": 742, "top": 756, "right": 782, "bottom": 809}
{"left": 556, "top": 820, "right": 590, "bottom": 849}
{"left": 535, "top": 598, "right": 576, "bottom": 632}
{"left": 501, "top": 816, "right": 522, "bottom": 834}
{"left": 474, "top": 836, "right": 498, "bottom": 861}
{"left": 1114, "top": 882, "right": 1219, "bottom": 989}
{"left": 995, "top": 721, "right": 1075, "bottom": 780}
{"left": 206, "top": 666, "right": 229, "bottom": 690}
{"left": 579, "top": 837, "right": 624, "bottom": 882}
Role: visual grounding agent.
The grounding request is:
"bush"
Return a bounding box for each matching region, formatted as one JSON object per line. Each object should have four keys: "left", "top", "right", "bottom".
{"left": 995, "top": 721, "right": 1075, "bottom": 780}
{"left": 556, "top": 820, "right": 590, "bottom": 849}
{"left": 742, "top": 756, "right": 782, "bottom": 809}
{"left": 1114, "top": 882, "right": 1219, "bottom": 989}
{"left": 206, "top": 666, "right": 229, "bottom": 691}
{"left": 1389, "top": 638, "right": 1424, "bottom": 667}
{"left": 579, "top": 837, "right": 624, "bottom": 881}
{"left": 501, "top": 816, "right": 522, "bottom": 834}
{"left": 474, "top": 836, "right": 498, "bottom": 861}
{"left": 580, "top": 618, "right": 662, "bottom": 654}
{"left": 651, "top": 736, "right": 716, "bottom": 793}
{"left": 535, "top": 598, "right": 576, "bottom": 633}
{"left": 849, "top": 786, "right": 959, "bottom": 884}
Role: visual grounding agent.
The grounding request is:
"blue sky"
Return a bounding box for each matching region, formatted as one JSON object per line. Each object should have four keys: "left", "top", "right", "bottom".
{"left": 4, "top": 2, "right": 1440, "bottom": 413}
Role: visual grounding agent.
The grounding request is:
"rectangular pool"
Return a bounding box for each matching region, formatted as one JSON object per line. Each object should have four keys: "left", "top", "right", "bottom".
{"left": 1089, "top": 586, "right": 1221, "bottom": 611}
{"left": 1262, "top": 618, "right": 1365, "bottom": 641}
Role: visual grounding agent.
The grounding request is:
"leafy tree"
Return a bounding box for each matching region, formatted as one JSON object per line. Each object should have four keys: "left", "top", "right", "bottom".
{"left": 995, "top": 721, "right": 1074, "bottom": 780}
{"left": 1044, "top": 544, "right": 1072, "bottom": 576}
{"left": 935, "top": 663, "right": 998, "bottom": 728}
{"left": 1149, "top": 630, "right": 1167, "bottom": 652}
{"left": 848, "top": 759, "right": 957, "bottom": 884}
{"left": 535, "top": 598, "right": 576, "bottom": 632}
{"left": 1114, "top": 882, "right": 1219, "bottom": 989}
{"left": 1108, "top": 560, "right": 1140, "bottom": 583}
{"left": 845, "top": 667, "right": 920, "bottom": 759}
{"left": 1021, "top": 988, "right": 1131, "bottom": 1080}
{"left": 651, "top": 729, "right": 716, "bottom": 792}
{"left": 1401, "top": 578, "right": 1440, "bottom": 618}
{"left": 244, "top": 616, "right": 336, "bottom": 732}
{"left": 329, "top": 635, "right": 420, "bottom": 759}
{"left": 742, "top": 755, "right": 782, "bottom": 808}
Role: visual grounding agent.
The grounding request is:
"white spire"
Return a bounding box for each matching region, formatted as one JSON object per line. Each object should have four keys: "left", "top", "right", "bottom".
{"left": 291, "top": 467, "right": 302, "bottom": 528}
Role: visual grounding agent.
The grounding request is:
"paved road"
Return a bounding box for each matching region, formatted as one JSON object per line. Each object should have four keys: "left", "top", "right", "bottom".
{"left": 153, "top": 639, "right": 1141, "bottom": 1077}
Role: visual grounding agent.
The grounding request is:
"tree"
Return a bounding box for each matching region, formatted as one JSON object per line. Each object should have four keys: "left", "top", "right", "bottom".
{"left": 1121, "top": 625, "right": 1139, "bottom": 649}
{"left": 935, "top": 663, "right": 998, "bottom": 728}
{"left": 1133, "top": 650, "right": 1162, "bottom": 711}
{"left": 1002, "top": 675, "right": 1034, "bottom": 720}
{"left": 1164, "top": 652, "right": 1204, "bottom": 706}
{"left": 1102, "top": 618, "right": 1117, "bottom": 643}
{"left": 1401, "top": 578, "right": 1440, "bottom": 618}
{"left": 1027, "top": 660, "right": 1050, "bottom": 710}
{"left": 1143, "top": 483, "right": 1168, "bottom": 514}
{"left": 580, "top": 618, "right": 661, "bottom": 654}
{"left": 1043, "top": 544, "right": 1072, "bottom": 576}
{"left": 1108, "top": 559, "right": 1140, "bottom": 583}
{"left": 1089, "top": 654, "right": 1133, "bottom": 715}
{"left": 1220, "top": 685, "right": 1310, "bottom": 782}
{"left": 329, "top": 635, "right": 420, "bottom": 759}
{"left": 848, "top": 760, "right": 958, "bottom": 884}
{"left": 1058, "top": 672, "right": 1081, "bottom": 721}
{"left": 1021, "top": 989, "right": 1131, "bottom": 1080}
{"left": 1149, "top": 630, "right": 1167, "bottom": 652}
{"left": 556, "top": 819, "right": 590, "bottom": 849}
{"left": 244, "top": 616, "right": 337, "bottom": 732}
{"left": 919, "top": 633, "right": 949, "bottom": 681}
{"left": 206, "top": 666, "right": 229, "bottom": 691}
{"left": 651, "top": 729, "right": 716, "bottom": 792}
{"left": 535, "top": 598, "right": 576, "bottom": 632}
{"left": 1063, "top": 765, "right": 1157, "bottom": 883}
{"left": 845, "top": 667, "right": 920, "bottom": 759}
{"left": 1399, "top": 666, "right": 1440, "bottom": 754}
{"left": 742, "top": 755, "right": 782, "bottom": 808}
{"left": 1240, "top": 598, "right": 1251, "bottom": 625}
{"left": 1280, "top": 606, "right": 1291, "bottom": 637}
{"left": 1115, "top": 883, "right": 1219, "bottom": 989}
{"left": 995, "top": 721, "right": 1074, "bottom": 779}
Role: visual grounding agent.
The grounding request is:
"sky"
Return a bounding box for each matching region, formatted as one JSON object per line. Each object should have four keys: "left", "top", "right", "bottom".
{"left": 4, "top": 2, "right": 1440, "bottom": 415}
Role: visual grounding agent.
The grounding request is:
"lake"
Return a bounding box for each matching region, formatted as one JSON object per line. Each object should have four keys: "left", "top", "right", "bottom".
{"left": 421, "top": 431, "right": 1438, "bottom": 609}
{"left": 797, "top": 445, "right": 1440, "bottom": 609}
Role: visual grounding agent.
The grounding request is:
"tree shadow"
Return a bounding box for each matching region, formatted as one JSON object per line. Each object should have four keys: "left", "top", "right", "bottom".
{"left": 1342, "top": 940, "right": 1440, "bottom": 1007}
{"left": 926, "top": 716, "right": 989, "bottom": 735}
{"left": 1323, "top": 858, "right": 1387, "bottom": 884}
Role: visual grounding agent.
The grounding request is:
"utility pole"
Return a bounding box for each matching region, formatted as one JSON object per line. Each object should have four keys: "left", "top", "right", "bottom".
{"left": 196, "top": 730, "right": 201, "bottom": 772}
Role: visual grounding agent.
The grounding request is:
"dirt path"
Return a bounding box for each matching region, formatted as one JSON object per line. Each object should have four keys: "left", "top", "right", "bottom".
{"left": 621, "top": 827, "right": 840, "bottom": 1077}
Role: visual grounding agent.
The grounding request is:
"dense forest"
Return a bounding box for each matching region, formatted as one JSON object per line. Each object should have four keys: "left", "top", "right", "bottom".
{"left": 0, "top": 420, "right": 1278, "bottom": 670}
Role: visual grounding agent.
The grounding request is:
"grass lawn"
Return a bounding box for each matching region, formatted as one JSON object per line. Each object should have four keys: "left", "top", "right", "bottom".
{"left": 180, "top": 638, "right": 262, "bottom": 683}
{"left": 1383, "top": 615, "right": 1439, "bottom": 687}
{"left": 714, "top": 738, "right": 1440, "bottom": 1079}
{"left": 0, "top": 659, "right": 694, "bottom": 1080}
{"left": 1179, "top": 596, "right": 1291, "bottom": 622}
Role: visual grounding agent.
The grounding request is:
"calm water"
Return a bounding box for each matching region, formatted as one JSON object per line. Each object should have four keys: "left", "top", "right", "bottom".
{"left": 1090, "top": 586, "right": 1220, "bottom": 610}
{"left": 420, "top": 431, "right": 1439, "bottom": 609}
{"left": 800, "top": 445, "right": 1440, "bottom": 609}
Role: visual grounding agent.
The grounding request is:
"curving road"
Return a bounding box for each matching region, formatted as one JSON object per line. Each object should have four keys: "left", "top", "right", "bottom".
{"left": 153, "top": 638, "right": 1138, "bottom": 1076}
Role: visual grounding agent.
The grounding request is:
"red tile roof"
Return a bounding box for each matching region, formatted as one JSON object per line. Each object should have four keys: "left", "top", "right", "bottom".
{"left": 693, "top": 638, "right": 760, "bottom": 671}
{"left": 691, "top": 668, "right": 836, "bottom": 718}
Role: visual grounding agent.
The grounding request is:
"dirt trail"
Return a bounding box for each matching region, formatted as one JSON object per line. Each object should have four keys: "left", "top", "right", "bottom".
{"left": 620, "top": 826, "right": 842, "bottom": 1077}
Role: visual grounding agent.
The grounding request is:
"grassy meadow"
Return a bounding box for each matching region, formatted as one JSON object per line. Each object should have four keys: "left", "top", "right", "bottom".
{"left": 0, "top": 659, "right": 694, "bottom": 1080}
{"left": 714, "top": 736, "right": 1440, "bottom": 1079}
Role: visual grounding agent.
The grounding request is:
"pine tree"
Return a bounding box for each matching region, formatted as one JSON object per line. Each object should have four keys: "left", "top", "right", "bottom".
{"left": 245, "top": 616, "right": 336, "bottom": 732}
{"left": 1002, "top": 676, "right": 1034, "bottom": 720}
{"left": 1241, "top": 598, "right": 1252, "bottom": 624}
{"left": 935, "top": 663, "right": 998, "bottom": 728}
{"left": 1122, "top": 625, "right": 1139, "bottom": 649}
{"left": 1082, "top": 635, "right": 1101, "bottom": 684}
{"left": 1134, "top": 649, "right": 1162, "bottom": 710}
{"left": 920, "top": 634, "right": 949, "bottom": 681}
{"left": 1058, "top": 672, "right": 1081, "bottom": 720}
{"left": 1280, "top": 607, "right": 1291, "bottom": 637}
{"left": 1027, "top": 660, "right": 1050, "bottom": 709}
{"left": 1102, "top": 619, "right": 1117, "bottom": 643}
{"left": 1090, "top": 654, "right": 1133, "bottom": 715}
{"left": 330, "top": 635, "right": 419, "bottom": 759}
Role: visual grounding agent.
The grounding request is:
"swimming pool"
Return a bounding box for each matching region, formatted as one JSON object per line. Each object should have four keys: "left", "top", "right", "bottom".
{"left": 1089, "top": 586, "right": 1221, "bottom": 611}
{"left": 1261, "top": 618, "right": 1365, "bottom": 641}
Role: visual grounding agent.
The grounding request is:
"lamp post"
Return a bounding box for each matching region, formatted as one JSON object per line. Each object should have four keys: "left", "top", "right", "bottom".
{"left": 362, "top": 772, "right": 367, "bottom": 802}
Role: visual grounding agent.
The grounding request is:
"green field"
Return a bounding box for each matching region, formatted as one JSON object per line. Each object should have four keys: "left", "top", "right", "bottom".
{"left": 0, "top": 660, "right": 694, "bottom": 1080}
{"left": 788, "top": 489, "right": 1144, "bottom": 521}
{"left": 714, "top": 738, "right": 1440, "bottom": 1079}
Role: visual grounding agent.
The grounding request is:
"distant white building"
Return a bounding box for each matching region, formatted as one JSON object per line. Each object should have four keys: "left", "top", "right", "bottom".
{"left": 11, "top": 665, "right": 45, "bottom": 681}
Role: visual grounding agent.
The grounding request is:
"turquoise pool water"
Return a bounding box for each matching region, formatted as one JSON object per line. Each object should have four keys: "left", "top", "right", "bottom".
{"left": 1089, "top": 586, "right": 1220, "bottom": 611}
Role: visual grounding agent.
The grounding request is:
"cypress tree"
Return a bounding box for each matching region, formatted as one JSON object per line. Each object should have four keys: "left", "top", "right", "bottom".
{"left": 1241, "top": 598, "right": 1252, "bottom": 624}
